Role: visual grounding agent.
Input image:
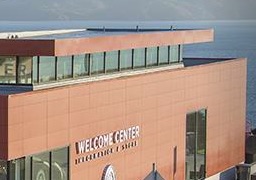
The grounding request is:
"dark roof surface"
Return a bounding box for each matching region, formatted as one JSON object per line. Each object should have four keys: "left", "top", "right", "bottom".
{"left": 183, "top": 58, "right": 235, "bottom": 67}
{"left": 0, "top": 85, "right": 32, "bottom": 95}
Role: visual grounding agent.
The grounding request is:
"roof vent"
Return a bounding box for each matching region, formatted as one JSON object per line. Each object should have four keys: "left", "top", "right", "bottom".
{"left": 136, "top": 25, "right": 139, "bottom": 32}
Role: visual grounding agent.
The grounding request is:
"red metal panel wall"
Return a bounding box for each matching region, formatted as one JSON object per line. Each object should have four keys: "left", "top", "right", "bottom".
{"left": 0, "top": 95, "right": 8, "bottom": 159}
{"left": 0, "top": 39, "right": 55, "bottom": 56}
{"left": 6, "top": 58, "right": 246, "bottom": 179}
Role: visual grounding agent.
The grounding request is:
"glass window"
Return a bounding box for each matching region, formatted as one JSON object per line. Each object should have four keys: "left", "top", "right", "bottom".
{"left": 146, "top": 47, "right": 157, "bottom": 66}
{"left": 133, "top": 48, "right": 145, "bottom": 68}
{"left": 120, "top": 49, "right": 132, "bottom": 70}
{"left": 196, "top": 109, "right": 206, "bottom": 180}
{"left": 57, "top": 56, "right": 72, "bottom": 80}
{"left": 18, "top": 57, "right": 32, "bottom": 84}
{"left": 51, "top": 147, "right": 69, "bottom": 180}
{"left": 32, "top": 152, "right": 50, "bottom": 180}
{"left": 2, "top": 147, "right": 69, "bottom": 180}
{"left": 0, "top": 160, "right": 7, "bottom": 180}
{"left": 186, "top": 109, "right": 206, "bottom": 180}
{"left": 159, "top": 46, "right": 169, "bottom": 64}
{"left": 25, "top": 157, "right": 31, "bottom": 180}
{"left": 91, "top": 52, "right": 104, "bottom": 75}
{"left": 186, "top": 112, "right": 196, "bottom": 180}
{"left": 0, "top": 56, "right": 16, "bottom": 84}
{"left": 32, "top": 57, "right": 38, "bottom": 84}
{"left": 170, "top": 45, "right": 179, "bottom": 63}
{"left": 9, "top": 158, "right": 25, "bottom": 180}
{"left": 39, "top": 56, "right": 56, "bottom": 83}
{"left": 105, "top": 51, "right": 119, "bottom": 73}
{"left": 74, "top": 54, "right": 89, "bottom": 77}
{"left": 179, "top": 45, "right": 183, "bottom": 62}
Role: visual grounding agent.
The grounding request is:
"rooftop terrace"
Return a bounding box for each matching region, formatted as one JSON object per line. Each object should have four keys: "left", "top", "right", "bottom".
{"left": 0, "top": 27, "right": 192, "bottom": 40}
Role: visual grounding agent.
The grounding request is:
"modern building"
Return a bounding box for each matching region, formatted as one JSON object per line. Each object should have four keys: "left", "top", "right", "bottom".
{"left": 0, "top": 27, "right": 246, "bottom": 180}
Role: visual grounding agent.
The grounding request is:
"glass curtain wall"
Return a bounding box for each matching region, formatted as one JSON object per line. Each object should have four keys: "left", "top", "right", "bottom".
{"left": 57, "top": 56, "right": 72, "bottom": 80}
{"left": 32, "top": 57, "right": 38, "bottom": 84}
{"left": 146, "top": 47, "right": 158, "bottom": 66}
{"left": 170, "top": 45, "right": 179, "bottom": 63}
{"left": 120, "top": 49, "right": 132, "bottom": 70}
{"left": 0, "top": 56, "right": 16, "bottom": 83}
{"left": 105, "top": 51, "right": 119, "bottom": 73}
{"left": 0, "top": 160, "right": 7, "bottom": 180}
{"left": 186, "top": 109, "right": 206, "bottom": 180}
{"left": 73, "top": 54, "right": 89, "bottom": 77}
{"left": 17, "top": 57, "right": 32, "bottom": 84}
{"left": 8, "top": 159, "right": 25, "bottom": 180}
{"left": 90, "top": 52, "right": 104, "bottom": 75}
{"left": 51, "top": 147, "right": 69, "bottom": 180}
{"left": 0, "top": 45, "right": 183, "bottom": 85}
{"left": 133, "top": 48, "right": 145, "bottom": 68}
{"left": 159, "top": 46, "right": 169, "bottom": 64}
{"left": 32, "top": 152, "right": 50, "bottom": 180}
{"left": 39, "top": 56, "right": 56, "bottom": 83}
{"left": 5, "top": 147, "right": 69, "bottom": 180}
{"left": 25, "top": 157, "right": 31, "bottom": 180}
{"left": 179, "top": 45, "right": 183, "bottom": 62}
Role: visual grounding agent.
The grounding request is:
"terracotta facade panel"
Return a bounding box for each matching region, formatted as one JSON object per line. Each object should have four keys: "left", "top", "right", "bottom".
{"left": 23, "top": 136, "right": 47, "bottom": 156}
{"left": 4, "top": 59, "right": 246, "bottom": 180}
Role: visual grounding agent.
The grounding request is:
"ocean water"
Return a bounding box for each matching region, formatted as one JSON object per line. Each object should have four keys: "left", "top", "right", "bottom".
{"left": 0, "top": 20, "right": 255, "bottom": 127}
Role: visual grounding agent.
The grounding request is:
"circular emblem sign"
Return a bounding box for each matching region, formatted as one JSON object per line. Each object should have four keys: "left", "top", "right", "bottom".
{"left": 102, "top": 165, "right": 116, "bottom": 180}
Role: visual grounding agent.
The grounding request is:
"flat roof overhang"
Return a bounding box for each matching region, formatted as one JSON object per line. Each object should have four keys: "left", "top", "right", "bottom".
{"left": 0, "top": 29, "right": 213, "bottom": 56}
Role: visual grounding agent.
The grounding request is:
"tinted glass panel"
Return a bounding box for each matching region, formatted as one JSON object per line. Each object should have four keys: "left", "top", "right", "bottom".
{"left": 159, "top": 46, "right": 169, "bottom": 64}
{"left": 32, "top": 57, "right": 38, "bottom": 84}
{"left": 120, "top": 49, "right": 132, "bottom": 70}
{"left": 0, "top": 56, "right": 16, "bottom": 83}
{"left": 39, "top": 56, "right": 55, "bottom": 83}
{"left": 133, "top": 48, "right": 145, "bottom": 68}
{"left": 0, "top": 160, "right": 7, "bottom": 180}
{"left": 91, "top": 52, "right": 104, "bottom": 74}
{"left": 25, "top": 157, "right": 31, "bottom": 180}
{"left": 51, "top": 147, "right": 69, "bottom": 180}
{"left": 179, "top": 45, "right": 183, "bottom": 62}
{"left": 74, "top": 54, "right": 89, "bottom": 77}
{"left": 146, "top": 47, "right": 157, "bottom": 66}
{"left": 18, "top": 57, "right": 32, "bottom": 84}
{"left": 170, "top": 45, "right": 179, "bottom": 63}
{"left": 32, "top": 152, "right": 50, "bottom": 180}
{"left": 186, "top": 112, "right": 196, "bottom": 180}
{"left": 9, "top": 158, "right": 25, "bottom": 180}
{"left": 197, "top": 109, "right": 206, "bottom": 179}
{"left": 57, "top": 56, "right": 72, "bottom": 80}
{"left": 105, "top": 51, "right": 118, "bottom": 72}
{"left": 186, "top": 109, "right": 207, "bottom": 180}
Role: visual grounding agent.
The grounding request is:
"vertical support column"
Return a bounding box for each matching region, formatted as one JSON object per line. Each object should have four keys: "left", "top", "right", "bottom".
{"left": 71, "top": 55, "right": 74, "bottom": 78}
{"left": 16, "top": 56, "right": 19, "bottom": 84}
{"left": 145, "top": 48, "right": 147, "bottom": 68}
{"left": 157, "top": 47, "right": 160, "bottom": 65}
{"left": 54, "top": 57, "right": 58, "bottom": 81}
{"left": 88, "top": 54, "right": 91, "bottom": 76}
{"left": 103, "top": 52, "right": 106, "bottom": 74}
{"left": 131, "top": 49, "right": 134, "bottom": 69}
{"left": 118, "top": 50, "right": 121, "bottom": 71}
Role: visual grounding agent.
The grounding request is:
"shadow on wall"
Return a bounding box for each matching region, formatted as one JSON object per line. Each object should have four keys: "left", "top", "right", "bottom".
{"left": 219, "top": 167, "right": 236, "bottom": 180}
